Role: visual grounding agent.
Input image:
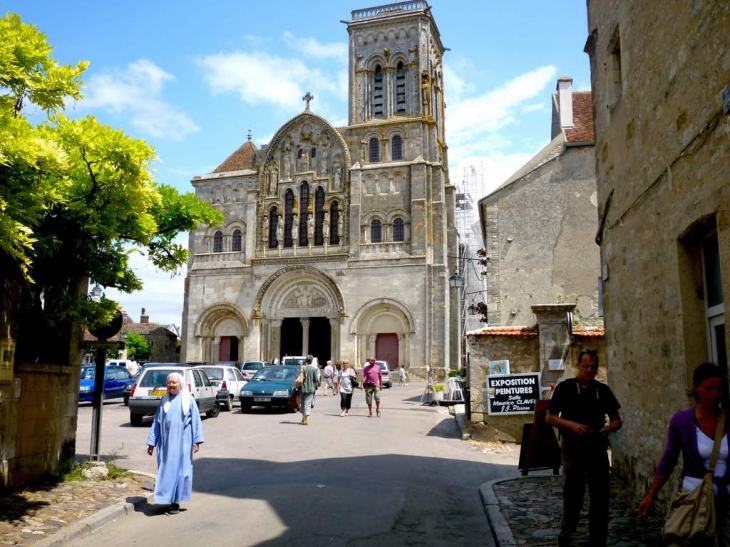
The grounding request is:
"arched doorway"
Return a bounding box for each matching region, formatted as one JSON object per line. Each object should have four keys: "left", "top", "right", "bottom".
{"left": 255, "top": 266, "right": 344, "bottom": 365}
{"left": 193, "top": 303, "right": 249, "bottom": 362}
{"left": 351, "top": 298, "right": 414, "bottom": 369}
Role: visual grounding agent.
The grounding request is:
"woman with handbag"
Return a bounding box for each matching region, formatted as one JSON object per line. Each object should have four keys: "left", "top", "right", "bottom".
{"left": 336, "top": 360, "right": 359, "bottom": 417}
{"left": 638, "top": 362, "right": 730, "bottom": 545}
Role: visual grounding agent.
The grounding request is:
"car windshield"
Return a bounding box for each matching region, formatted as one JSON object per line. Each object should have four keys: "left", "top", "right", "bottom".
{"left": 242, "top": 362, "right": 263, "bottom": 371}
{"left": 81, "top": 367, "right": 96, "bottom": 380}
{"left": 284, "top": 358, "right": 307, "bottom": 366}
{"left": 199, "top": 367, "right": 223, "bottom": 380}
{"left": 139, "top": 369, "right": 181, "bottom": 388}
{"left": 252, "top": 367, "right": 297, "bottom": 382}
{"left": 377, "top": 362, "right": 388, "bottom": 370}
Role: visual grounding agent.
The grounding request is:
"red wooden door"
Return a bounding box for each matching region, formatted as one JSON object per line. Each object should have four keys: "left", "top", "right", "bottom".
{"left": 375, "top": 333, "right": 399, "bottom": 368}
{"left": 219, "top": 337, "right": 232, "bottom": 361}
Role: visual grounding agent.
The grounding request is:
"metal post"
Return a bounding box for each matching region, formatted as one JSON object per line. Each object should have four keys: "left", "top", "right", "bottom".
{"left": 90, "top": 344, "right": 107, "bottom": 461}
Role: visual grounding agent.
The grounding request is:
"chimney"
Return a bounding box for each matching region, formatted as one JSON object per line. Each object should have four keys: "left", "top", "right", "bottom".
{"left": 556, "top": 77, "right": 574, "bottom": 129}
{"left": 140, "top": 307, "right": 149, "bottom": 324}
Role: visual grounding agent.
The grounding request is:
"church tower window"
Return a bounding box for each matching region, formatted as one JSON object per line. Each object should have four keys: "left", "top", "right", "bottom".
{"left": 284, "top": 189, "right": 294, "bottom": 247}
{"left": 373, "top": 65, "right": 384, "bottom": 118}
{"left": 392, "top": 135, "right": 403, "bottom": 161}
{"left": 369, "top": 137, "right": 380, "bottom": 163}
{"left": 396, "top": 62, "right": 406, "bottom": 114}
{"left": 213, "top": 231, "right": 223, "bottom": 253}
{"left": 330, "top": 201, "right": 340, "bottom": 245}
{"left": 299, "top": 181, "right": 310, "bottom": 246}
{"left": 314, "top": 187, "right": 325, "bottom": 245}
{"left": 371, "top": 219, "right": 382, "bottom": 243}
{"left": 232, "top": 229, "right": 242, "bottom": 252}
{"left": 268, "top": 207, "right": 278, "bottom": 248}
{"left": 393, "top": 218, "right": 405, "bottom": 241}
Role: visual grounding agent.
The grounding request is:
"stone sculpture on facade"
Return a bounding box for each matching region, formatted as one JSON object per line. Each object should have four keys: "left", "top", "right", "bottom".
{"left": 301, "top": 150, "right": 310, "bottom": 172}
{"left": 283, "top": 146, "right": 291, "bottom": 179}
{"left": 268, "top": 165, "right": 278, "bottom": 195}
{"left": 320, "top": 143, "right": 329, "bottom": 175}
{"left": 323, "top": 212, "right": 330, "bottom": 242}
{"left": 337, "top": 213, "right": 343, "bottom": 242}
{"left": 307, "top": 214, "right": 314, "bottom": 244}
{"left": 276, "top": 214, "right": 284, "bottom": 247}
{"left": 263, "top": 216, "right": 269, "bottom": 244}
{"left": 333, "top": 162, "right": 342, "bottom": 190}
{"left": 292, "top": 214, "right": 299, "bottom": 245}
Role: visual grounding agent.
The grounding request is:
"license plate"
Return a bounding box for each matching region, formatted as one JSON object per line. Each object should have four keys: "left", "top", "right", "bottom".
{"left": 253, "top": 397, "right": 271, "bottom": 402}
{"left": 151, "top": 389, "right": 166, "bottom": 396}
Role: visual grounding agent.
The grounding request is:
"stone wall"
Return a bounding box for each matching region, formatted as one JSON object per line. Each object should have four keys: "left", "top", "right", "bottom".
{"left": 586, "top": 0, "right": 730, "bottom": 502}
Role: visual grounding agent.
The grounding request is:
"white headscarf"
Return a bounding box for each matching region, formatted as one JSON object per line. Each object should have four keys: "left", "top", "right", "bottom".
{"left": 162, "top": 372, "right": 191, "bottom": 415}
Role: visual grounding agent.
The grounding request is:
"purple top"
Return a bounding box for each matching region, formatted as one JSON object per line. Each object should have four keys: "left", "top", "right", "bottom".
{"left": 656, "top": 407, "right": 730, "bottom": 483}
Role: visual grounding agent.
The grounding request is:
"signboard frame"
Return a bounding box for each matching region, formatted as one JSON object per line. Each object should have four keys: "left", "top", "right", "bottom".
{"left": 485, "top": 372, "right": 541, "bottom": 415}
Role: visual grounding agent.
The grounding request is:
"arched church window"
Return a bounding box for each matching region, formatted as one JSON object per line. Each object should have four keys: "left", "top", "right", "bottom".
{"left": 393, "top": 218, "right": 405, "bottom": 242}
{"left": 269, "top": 207, "right": 278, "bottom": 248}
{"left": 396, "top": 62, "right": 406, "bottom": 114}
{"left": 284, "top": 190, "right": 294, "bottom": 247}
{"left": 371, "top": 219, "right": 382, "bottom": 243}
{"left": 373, "top": 65, "right": 384, "bottom": 118}
{"left": 310, "top": 148, "right": 316, "bottom": 158}
{"left": 330, "top": 201, "right": 340, "bottom": 245}
{"left": 213, "top": 231, "right": 223, "bottom": 253}
{"left": 314, "top": 187, "right": 325, "bottom": 245}
{"left": 297, "top": 148, "right": 303, "bottom": 159}
{"left": 299, "top": 181, "right": 309, "bottom": 246}
{"left": 369, "top": 137, "right": 380, "bottom": 163}
{"left": 392, "top": 135, "right": 403, "bottom": 161}
{"left": 232, "top": 229, "right": 242, "bottom": 252}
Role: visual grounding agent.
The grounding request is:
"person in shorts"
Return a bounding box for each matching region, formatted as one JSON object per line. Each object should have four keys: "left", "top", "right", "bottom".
{"left": 322, "top": 360, "right": 335, "bottom": 395}
{"left": 362, "top": 356, "right": 382, "bottom": 417}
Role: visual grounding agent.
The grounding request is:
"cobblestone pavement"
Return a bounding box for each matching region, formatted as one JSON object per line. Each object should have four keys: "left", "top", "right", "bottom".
{"left": 0, "top": 473, "right": 150, "bottom": 546}
{"left": 492, "top": 474, "right": 667, "bottom": 546}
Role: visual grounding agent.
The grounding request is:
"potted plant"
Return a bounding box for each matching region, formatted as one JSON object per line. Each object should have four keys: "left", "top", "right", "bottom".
{"left": 433, "top": 383, "right": 445, "bottom": 402}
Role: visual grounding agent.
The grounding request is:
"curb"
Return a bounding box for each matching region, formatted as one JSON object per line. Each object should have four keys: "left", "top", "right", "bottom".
{"left": 480, "top": 478, "right": 518, "bottom": 547}
{"left": 33, "top": 470, "right": 156, "bottom": 547}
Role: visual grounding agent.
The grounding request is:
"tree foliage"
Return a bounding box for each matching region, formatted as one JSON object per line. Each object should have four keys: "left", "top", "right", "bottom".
{"left": 0, "top": 14, "right": 222, "bottom": 361}
{"left": 124, "top": 332, "right": 150, "bottom": 362}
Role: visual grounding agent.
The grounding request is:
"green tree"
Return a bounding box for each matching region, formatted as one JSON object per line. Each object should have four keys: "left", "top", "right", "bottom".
{"left": 0, "top": 14, "right": 223, "bottom": 363}
{"left": 124, "top": 332, "right": 150, "bottom": 362}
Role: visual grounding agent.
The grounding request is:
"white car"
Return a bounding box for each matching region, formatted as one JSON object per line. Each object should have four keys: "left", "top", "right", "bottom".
{"left": 128, "top": 364, "right": 220, "bottom": 426}
{"left": 194, "top": 364, "right": 247, "bottom": 411}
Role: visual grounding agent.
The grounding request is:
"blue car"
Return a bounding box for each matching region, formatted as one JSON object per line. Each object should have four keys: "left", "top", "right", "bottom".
{"left": 79, "top": 365, "right": 135, "bottom": 403}
{"left": 239, "top": 365, "right": 299, "bottom": 412}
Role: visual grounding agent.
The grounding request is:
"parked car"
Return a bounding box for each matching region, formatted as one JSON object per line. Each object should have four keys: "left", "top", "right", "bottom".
{"left": 239, "top": 365, "right": 299, "bottom": 412}
{"left": 240, "top": 361, "right": 270, "bottom": 381}
{"left": 128, "top": 365, "right": 220, "bottom": 426}
{"left": 376, "top": 360, "right": 392, "bottom": 388}
{"left": 79, "top": 365, "right": 136, "bottom": 403}
{"left": 215, "top": 360, "right": 242, "bottom": 371}
{"left": 194, "top": 364, "right": 247, "bottom": 411}
{"left": 282, "top": 356, "right": 319, "bottom": 368}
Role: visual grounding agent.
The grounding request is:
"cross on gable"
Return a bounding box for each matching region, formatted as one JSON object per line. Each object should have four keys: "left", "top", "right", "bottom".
{"left": 302, "top": 92, "right": 314, "bottom": 110}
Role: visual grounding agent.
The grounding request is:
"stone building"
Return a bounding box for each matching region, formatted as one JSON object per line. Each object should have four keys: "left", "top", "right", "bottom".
{"left": 477, "top": 77, "right": 600, "bottom": 328}
{"left": 585, "top": 1, "right": 730, "bottom": 500}
{"left": 467, "top": 77, "right": 604, "bottom": 435}
{"left": 181, "top": 1, "right": 459, "bottom": 375}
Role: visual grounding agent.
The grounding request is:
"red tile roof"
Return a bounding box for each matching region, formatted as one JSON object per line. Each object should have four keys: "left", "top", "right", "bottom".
{"left": 571, "top": 327, "right": 604, "bottom": 337}
{"left": 212, "top": 141, "right": 257, "bottom": 173}
{"left": 468, "top": 326, "right": 538, "bottom": 337}
{"left": 564, "top": 91, "right": 594, "bottom": 144}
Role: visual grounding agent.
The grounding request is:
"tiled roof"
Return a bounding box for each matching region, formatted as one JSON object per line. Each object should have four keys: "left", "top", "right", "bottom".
{"left": 212, "top": 141, "right": 257, "bottom": 173}
{"left": 468, "top": 326, "right": 538, "bottom": 337}
{"left": 571, "top": 327, "right": 604, "bottom": 337}
{"left": 564, "top": 91, "right": 594, "bottom": 144}
{"left": 83, "top": 311, "right": 179, "bottom": 343}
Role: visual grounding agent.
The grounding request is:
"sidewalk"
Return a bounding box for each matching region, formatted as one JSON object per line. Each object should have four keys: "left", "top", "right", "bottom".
{"left": 0, "top": 470, "right": 154, "bottom": 546}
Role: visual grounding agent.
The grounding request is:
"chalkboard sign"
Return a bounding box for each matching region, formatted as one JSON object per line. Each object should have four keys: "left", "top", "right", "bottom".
{"left": 485, "top": 373, "right": 541, "bottom": 415}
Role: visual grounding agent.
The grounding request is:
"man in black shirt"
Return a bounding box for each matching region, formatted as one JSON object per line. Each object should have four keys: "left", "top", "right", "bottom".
{"left": 546, "top": 349, "right": 622, "bottom": 547}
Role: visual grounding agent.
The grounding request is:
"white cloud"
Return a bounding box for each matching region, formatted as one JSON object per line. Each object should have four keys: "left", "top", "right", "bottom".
{"left": 282, "top": 31, "right": 347, "bottom": 61}
{"left": 81, "top": 59, "right": 199, "bottom": 140}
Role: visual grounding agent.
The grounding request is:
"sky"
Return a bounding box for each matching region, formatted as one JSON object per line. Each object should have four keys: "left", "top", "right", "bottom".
{"left": 12, "top": 0, "right": 592, "bottom": 329}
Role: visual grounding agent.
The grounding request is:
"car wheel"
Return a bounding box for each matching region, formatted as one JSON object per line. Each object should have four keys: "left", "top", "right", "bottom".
{"left": 241, "top": 402, "right": 252, "bottom": 413}
{"left": 225, "top": 395, "right": 234, "bottom": 412}
{"left": 206, "top": 402, "right": 220, "bottom": 418}
{"left": 130, "top": 413, "right": 143, "bottom": 427}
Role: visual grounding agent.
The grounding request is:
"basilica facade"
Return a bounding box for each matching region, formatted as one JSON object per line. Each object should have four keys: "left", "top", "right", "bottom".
{"left": 181, "top": 1, "right": 459, "bottom": 374}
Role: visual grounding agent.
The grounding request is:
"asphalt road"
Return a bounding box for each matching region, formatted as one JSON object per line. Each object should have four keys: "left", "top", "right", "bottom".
{"left": 72, "top": 384, "right": 518, "bottom": 547}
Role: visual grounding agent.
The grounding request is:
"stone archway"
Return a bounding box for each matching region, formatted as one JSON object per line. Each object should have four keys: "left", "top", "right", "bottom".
{"left": 194, "top": 303, "right": 249, "bottom": 362}
{"left": 350, "top": 298, "right": 414, "bottom": 368}
{"left": 254, "top": 266, "right": 345, "bottom": 364}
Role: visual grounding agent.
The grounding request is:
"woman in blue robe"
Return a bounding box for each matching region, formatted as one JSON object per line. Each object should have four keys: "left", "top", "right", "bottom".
{"left": 146, "top": 372, "right": 204, "bottom": 514}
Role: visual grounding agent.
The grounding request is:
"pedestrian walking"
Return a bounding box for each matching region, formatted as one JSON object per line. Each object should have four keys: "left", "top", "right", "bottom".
{"left": 146, "top": 373, "right": 204, "bottom": 515}
{"left": 336, "top": 360, "right": 359, "bottom": 416}
{"left": 398, "top": 366, "right": 407, "bottom": 386}
{"left": 546, "top": 349, "right": 622, "bottom": 547}
{"left": 362, "top": 356, "right": 383, "bottom": 417}
{"left": 637, "top": 363, "right": 730, "bottom": 544}
{"left": 323, "top": 360, "right": 336, "bottom": 395}
{"left": 299, "top": 355, "right": 319, "bottom": 425}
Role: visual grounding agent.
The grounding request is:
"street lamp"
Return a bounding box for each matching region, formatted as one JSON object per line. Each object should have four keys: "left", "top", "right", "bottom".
{"left": 448, "top": 269, "right": 464, "bottom": 289}
{"left": 467, "top": 301, "right": 477, "bottom": 316}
